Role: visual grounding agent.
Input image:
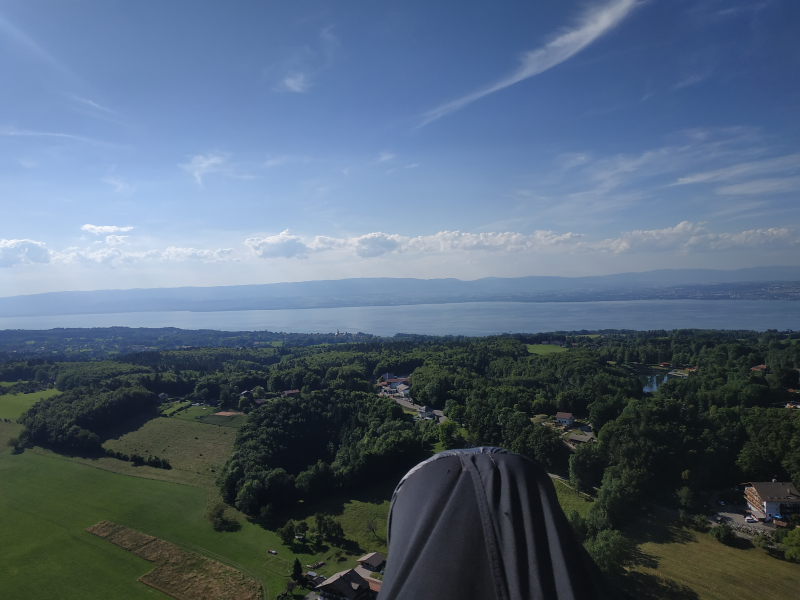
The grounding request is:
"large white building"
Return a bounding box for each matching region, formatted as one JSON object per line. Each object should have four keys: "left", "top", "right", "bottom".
{"left": 743, "top": 481, "right": 800, "bottom": 520}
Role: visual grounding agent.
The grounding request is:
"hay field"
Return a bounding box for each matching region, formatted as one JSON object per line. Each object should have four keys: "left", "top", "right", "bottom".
{"left": 87, "top": 521, "right": 262, "bottom": 600}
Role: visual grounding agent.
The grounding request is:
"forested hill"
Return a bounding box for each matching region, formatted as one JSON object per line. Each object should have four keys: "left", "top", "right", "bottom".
{"left": 5, "top": 328, "right": 800, "bottom": 570}
{"left": 2, "top": 265, "right": 800, "bottom": 317}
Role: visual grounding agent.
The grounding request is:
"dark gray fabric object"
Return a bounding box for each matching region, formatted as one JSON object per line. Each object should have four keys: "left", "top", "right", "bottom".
{"left": 379, "top": 447, "right": 614, "bottom": 600}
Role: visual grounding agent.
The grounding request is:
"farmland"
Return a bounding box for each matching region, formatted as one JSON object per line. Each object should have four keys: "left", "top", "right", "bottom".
{"left": 0, "top": 448, "right": 389, "bottom": 599}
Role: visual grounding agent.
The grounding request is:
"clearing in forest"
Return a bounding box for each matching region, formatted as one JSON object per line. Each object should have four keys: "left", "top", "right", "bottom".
{"left": 527, "top": 344, "right": 568, "bottom": 355}
{"left": 86, "top": 521, "right": 262, "bottom": 600}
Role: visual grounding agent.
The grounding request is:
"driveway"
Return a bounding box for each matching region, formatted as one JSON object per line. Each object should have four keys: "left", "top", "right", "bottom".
{"left": 709, "top": 493, "right": 776, "bottom": 535}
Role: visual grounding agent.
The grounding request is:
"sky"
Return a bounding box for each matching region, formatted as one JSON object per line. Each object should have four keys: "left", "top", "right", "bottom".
{"left": 1, "top": 0, "right": 799, "bottom": 296}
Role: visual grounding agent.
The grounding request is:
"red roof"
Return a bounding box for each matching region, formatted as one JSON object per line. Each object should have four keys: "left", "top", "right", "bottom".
{"left": 367, "top": 578, "right": 382, "bottom": 593}
{"left": 555, "top": 412, "right": 573, "bottom": 419}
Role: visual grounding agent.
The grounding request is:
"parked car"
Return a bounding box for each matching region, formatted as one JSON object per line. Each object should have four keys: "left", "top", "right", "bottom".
{"left": 268, "top": 550, "right": 278, "bottom": 555}
{"left": 718, "top": 500, "right": 725, "bottom": 506}
{"left": 745, "top": 515, "right": 757, "bottom": 523}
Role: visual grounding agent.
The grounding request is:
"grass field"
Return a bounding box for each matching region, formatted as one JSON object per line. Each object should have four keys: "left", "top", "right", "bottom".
{"left": 527, "top": 344, "right": 568, "bottom": 355}
{"left": 621, "top": 510, "right": 800, "bottom": 599}
{"left": 0, "top": 449, "right": 393, "bottom": 599}
{"left": 101, "top": 416, "right": 237, "bottom": 493}
{"left": 552, "top": 479, "right": 595, "bottom": 518}
{"left": 171, "top": 405, "right": 217, "bottom": 421}
{"left": 0, "top": 387, "right": 60, "bottom": 421}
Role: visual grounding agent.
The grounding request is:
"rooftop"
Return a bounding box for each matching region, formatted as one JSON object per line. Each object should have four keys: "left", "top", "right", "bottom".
{"left": 744, "top": 481, "right": 800, "bottom": 503}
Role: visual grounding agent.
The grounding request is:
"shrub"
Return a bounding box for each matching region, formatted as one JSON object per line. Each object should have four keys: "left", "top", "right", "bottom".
{"left": 584, "top": 529, "right": 629, "bottom": 576}
{"left": 709, "top": 523, "right": 736, "bottom": 546}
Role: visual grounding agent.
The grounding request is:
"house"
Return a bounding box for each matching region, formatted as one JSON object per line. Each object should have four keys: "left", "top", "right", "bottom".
{"left": 418, "top": 405, "right": 435, "bottom": 418}
{"left": 254, "top": 399, "right": 267, "bottom": 405}
{"left": 567, "top": 432, "right": 595, "bottom": 445}
{"left": 356, "top": 552, "right": 385, "bottom": 571}
{"left": 239, "top": 390, "right": 252, "bottom": 397}
{"left": 743, "top": 481, "right": 800, "bottom": 520}
{"left": 395, "top": 384, "right": 410, "bottom": 397}
{"left": 283, "top": 389, "right": 300, "bottom": 396}
{"left": 380, "top": 372, "right": 398, "bottom": 381}
{"left": 751, "top": 364, "right": 769, "bottom": 373}
{"left": 315, "top": 568, "right": 376, "bottom": 600}
{"left": 157, "top": 393, "right": 169, "bottom": 402}
{"left": 555, "top": 412, "right": 574, "bottom": 427}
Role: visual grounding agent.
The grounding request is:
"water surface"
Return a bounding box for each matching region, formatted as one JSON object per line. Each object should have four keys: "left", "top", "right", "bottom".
{"left": 0, "top": 300, "right": 797, "bottom": 336}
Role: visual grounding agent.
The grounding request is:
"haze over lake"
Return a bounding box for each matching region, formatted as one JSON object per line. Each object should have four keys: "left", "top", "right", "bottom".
{"left": 1, "top": 300, "right": 797, "bottom": 337}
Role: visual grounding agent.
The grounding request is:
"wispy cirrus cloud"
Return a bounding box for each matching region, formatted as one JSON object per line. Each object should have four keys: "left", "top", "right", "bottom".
{"left": 102, "top": 176, "right": 134, "bottom": 193}
{"left": 716, "top": 176, "right": 800, "bottom": 196}
{"left": 69, "top": 94, "right": 116, "bottom": 114}
{"left": 180, "top": 154, "right": 226, "bottom": 186}
{"left": 1, "top": 126, "right": 113, "bottom": 146}
{"left": 81, "top": 224, "right": 134, "bottom": 235}
{"left": 673, "top": 153, "right": 800, "bottom": 186}
{"left": 279, "top": 73, "right": 311, "bottom": 93}
{"left": 419, "top": 0, "right": 638, "bottom": 126}
{"left": 0, "top": 13, "right": 72, "bottom": 78}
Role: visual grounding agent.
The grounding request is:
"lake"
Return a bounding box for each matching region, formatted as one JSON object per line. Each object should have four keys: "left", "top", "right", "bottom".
{"left": 0, "top": 300, "right": 797, "bottom": 336}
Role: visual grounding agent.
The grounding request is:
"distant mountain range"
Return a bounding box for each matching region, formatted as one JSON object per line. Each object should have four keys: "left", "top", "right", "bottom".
{"left": 1, "top": 266, "right": 799, "bottom": 318}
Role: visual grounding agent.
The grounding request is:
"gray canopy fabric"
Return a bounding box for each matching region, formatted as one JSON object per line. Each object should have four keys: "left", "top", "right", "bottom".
{"left": 379, "top": 447, "right": 615, "bottom": 600}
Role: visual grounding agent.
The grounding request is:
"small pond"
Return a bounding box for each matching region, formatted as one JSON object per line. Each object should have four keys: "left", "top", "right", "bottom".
{"left": 637, "top": 372, "right": 670, "bottom": 393}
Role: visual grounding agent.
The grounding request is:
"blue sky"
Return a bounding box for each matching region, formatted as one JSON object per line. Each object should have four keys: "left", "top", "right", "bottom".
{"left": 1, "top": 0, "right": 799, "bottom": 295}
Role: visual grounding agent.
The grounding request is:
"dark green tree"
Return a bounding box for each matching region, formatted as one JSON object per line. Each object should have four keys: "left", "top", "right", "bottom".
{"left": 292, "top": 558, "right": 303, "bottom": 581}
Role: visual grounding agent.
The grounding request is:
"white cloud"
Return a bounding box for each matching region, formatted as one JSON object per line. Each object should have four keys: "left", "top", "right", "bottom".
{"left": 246, "top": 229, "right": 585, "bottom": 260}
{"left": 377, "top": 152, "right": 396, "bottom": 163}
{"left": 56, "top": 247, "right": 159, "bottom": 265}
{"left": 280, "top": 73, "right": 311, "bottom": 93}
{"left": 180, "top": 154, "right": 226, "bottom": 185}
{"left": 597, "top": 221, "right": 799, "bottom": 254}
{"left": 105, "top": 235, "right": 128, "bottom": 246}
{"left": 81, "top": 224, "right": 134, "bottom": 235}
{"left": 420, "top": 0, "right": 638, "bottom": 126}
{"left": 0, "top": 239, "right": 52, "bottom": 267}
{"left": 162, "top": 247, "right": 234, "bottom": 262}
{"left": 352, "top": 232, "right": 405, "bottom": 257}
{"left": 246, "top": 230, "right": 313, "bottom": 259}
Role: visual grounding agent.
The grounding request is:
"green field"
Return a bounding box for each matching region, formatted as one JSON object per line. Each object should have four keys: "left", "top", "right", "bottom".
{"left": 0, "top": 447, "right": 395, "bottom": 599}
{"left": 100, "top": 416, "right": 237, "bottom": 493}
{"left": 0, "top": 387, "right": 60, "bottom": 421}
{"left": 170, "top": 405, "right": 216, "bottom": 421}
{"left": 527, "top": 344, "right": 568, "bottom": 355}
{"left": 621, "top": 510, "right": 800, "bottom": 599}
{"left": 552, "top": 479, "right": 594, "bottom": 518}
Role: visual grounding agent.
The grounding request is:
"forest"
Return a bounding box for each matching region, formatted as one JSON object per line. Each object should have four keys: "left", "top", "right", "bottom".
{"left": 6, "top": 327, "right": 800, "bottom": 569}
